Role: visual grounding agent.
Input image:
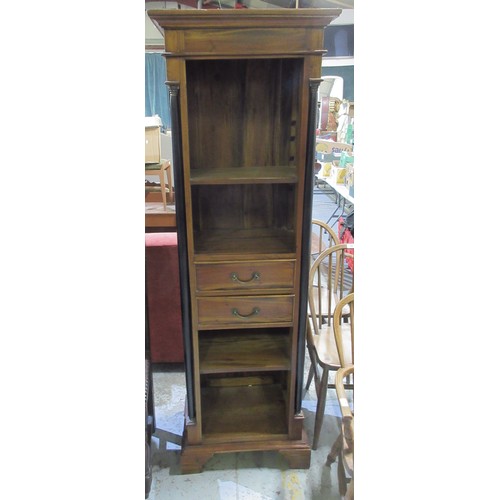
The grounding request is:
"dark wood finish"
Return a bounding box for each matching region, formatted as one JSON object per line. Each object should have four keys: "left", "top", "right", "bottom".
{"left": 148, "top": 8, "right": 341, "bottom": 30}
{"left": 193, "top": 228, "right": 296, "bottom": 256}
{"left": 199, "top": 328, "right": 291, "bottom": 374}
{"left": 295, "top": 78, "right": 322, "bottom": 413}
{"left": 168, "top": 81, "right": 196, "bottom": 418}
{"left": 201, "top": 383, "right": 288, "bottom": 440}
{"left": 148, "top": 7, "right": 340, "bottom": 473}
{"left": 197, "top": 295, "right": 294, "bottom": 329}
{"left": 190, "top": 167, "right": 298, "bottom": 185}
{"left": 195, "top": 259, "right": 295, "bottom": 293}
{"left": 179, "top": 430, "right": 311, "bottom": 474}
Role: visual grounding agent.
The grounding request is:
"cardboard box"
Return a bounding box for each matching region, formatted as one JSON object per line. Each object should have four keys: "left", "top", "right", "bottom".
{"left": 331, "top": 166, "right": 347, "bottom": 184}
{"left": 344, "top": 164, "right": 354, "bottom": 195}
{"left": 145, "top": 116, "right": 162, "bottom": 164}
{"left": 145, "top": 126, "right": 161, "bottom": 164}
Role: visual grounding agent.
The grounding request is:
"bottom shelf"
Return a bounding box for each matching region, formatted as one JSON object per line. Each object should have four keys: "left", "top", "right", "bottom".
{"left": 201, "top": 380, "right": 287, "bottom": 442}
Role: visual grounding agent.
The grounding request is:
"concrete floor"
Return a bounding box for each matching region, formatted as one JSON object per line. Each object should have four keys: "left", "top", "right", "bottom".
{"left": 149, "top": 352, "right": 353, "bottom": 500}
{"left": 147, "top": 188, "right": 352, "bottom": 499}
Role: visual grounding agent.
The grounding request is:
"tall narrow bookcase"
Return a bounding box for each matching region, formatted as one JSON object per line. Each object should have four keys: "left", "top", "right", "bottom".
{"left": 148, "top": 7, "right": 341, "bottom": 473}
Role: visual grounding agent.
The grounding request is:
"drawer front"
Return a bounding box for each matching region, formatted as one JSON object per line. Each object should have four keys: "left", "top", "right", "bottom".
{"left": 177, "top": 28, "right": 311, "bottom": 56}
{"left": 197, "top": 296, "right": 294, "bottom": 329}
{"left": 195, "top": 260, "right": 295, "bottom": 293}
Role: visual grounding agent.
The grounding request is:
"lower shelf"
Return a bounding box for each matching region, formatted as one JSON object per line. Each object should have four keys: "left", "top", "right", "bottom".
{"left": 201, "top": 382, "right": 287, "bottom": 442}
{"left": 199, "top": 328, "right": 291, "bottom": 374}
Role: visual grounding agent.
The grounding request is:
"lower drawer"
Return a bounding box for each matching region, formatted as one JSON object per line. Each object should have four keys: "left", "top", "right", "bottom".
{"left": 197, "top": 295, "right": 294, "bottom": 329}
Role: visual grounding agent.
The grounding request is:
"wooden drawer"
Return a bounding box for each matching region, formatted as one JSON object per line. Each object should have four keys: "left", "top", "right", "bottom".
{"left": 197, "top": 296, "right": 294, "bottom": 329}
{"left": 195, "top": 260, "right": 295, "bottom": 293}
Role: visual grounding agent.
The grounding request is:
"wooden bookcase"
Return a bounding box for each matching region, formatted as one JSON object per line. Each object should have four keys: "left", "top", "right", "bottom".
{"left": 148, "top": 8, "right": 340, "bottom": 473}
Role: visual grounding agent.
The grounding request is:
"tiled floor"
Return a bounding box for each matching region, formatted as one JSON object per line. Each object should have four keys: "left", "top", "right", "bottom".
{"left": 148, "top": 188, "right": 352, "bottom": 499}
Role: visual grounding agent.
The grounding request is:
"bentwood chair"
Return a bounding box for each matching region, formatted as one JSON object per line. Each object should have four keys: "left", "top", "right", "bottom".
{"left": 311, "top": 219, "right": 340, "bottom": 263}
{"left": 306, "top": 244, "right": 354, "bottom": 449}
{"left": 308, "top": 240, "right": 353, "bottom": 325}
{"left": 326, "top": 365, "right": 354, "bottom": 500}
{"left": 309, "top": 221, "right": 340, "bottom": 324}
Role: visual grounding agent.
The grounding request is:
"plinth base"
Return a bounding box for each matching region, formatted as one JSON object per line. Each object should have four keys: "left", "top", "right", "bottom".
{"left": 179, "top": 431, "right": 311, "bottom": 474}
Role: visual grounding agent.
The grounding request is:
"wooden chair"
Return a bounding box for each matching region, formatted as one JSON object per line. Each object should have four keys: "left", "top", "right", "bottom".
{"left": 311, "top": 219, "right": 340, "bottom": 262}
{"left": 326, "top": 365, "right": 354, "bottom": 500}
{"left": 308, "top": 240, "right": 353, "bottom": 327}
{"left": 309, "top": 220, "right": 340, "bottom": 323}
{"left": 305, "top": 246, "right": 354, "bottom": 449}
{"left": 145, "top": 118, "right": 172, "bottom": 211}
{"left": 145, "top": 159, "right": 172, "bottom": 211}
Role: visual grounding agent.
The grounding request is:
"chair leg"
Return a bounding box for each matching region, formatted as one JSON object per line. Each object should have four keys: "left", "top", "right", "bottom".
{"left": 337, "top": 456, "right": 347, "bottom": 497}
{"left": 326, "top": 433, "right": 342, "bottom": 466}
{"left": 305, "top": 362, "right": 314, "bottom": 391}
{"left": 345, "top": 476, "right": 354, "bottom": 500}
{"left": 165, "top": 161, "right": 173, "bottom": 203}
{"left": 324, "top": 408, "right": 350, "bottom": 496}
{"left": 159, "top": 167, "right": 167, "bottom": 211}
{"left": 312, "top": 367, "right": 330, "bottom": 450}
{"left": 305, "top": 346, "right": 316, "bottom": 391}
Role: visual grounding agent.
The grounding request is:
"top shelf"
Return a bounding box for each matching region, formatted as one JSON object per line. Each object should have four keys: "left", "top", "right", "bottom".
{"left": 190, "top": 166, "right": 298, "bottom": 185}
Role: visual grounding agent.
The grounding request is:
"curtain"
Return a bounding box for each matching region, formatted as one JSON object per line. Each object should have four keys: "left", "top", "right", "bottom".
{"left": 322, "top": 66, "right": 354, "bottom": 102}
{"left": 145, "top": 53, "right": 171, "bottom": 130}
{"left": 324, "top": 25, "right": 354, "bottom": 58}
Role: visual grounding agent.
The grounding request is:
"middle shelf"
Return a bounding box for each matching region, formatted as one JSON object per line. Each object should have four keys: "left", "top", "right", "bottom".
{"left": 190, "top": 166, "right": 298, "bottom": 185}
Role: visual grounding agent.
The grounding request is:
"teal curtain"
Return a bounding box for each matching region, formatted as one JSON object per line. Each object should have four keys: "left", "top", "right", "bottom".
{"left": 322, "top": 66, "right": 354, "bottom": 102}
{"left": 145, "top": 53, "right": 171, "bottom": 130}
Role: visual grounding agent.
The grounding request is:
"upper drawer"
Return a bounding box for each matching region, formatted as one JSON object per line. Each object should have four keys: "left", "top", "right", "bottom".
{"left": 195, "top": 260, "right": 295, "bottom": 293}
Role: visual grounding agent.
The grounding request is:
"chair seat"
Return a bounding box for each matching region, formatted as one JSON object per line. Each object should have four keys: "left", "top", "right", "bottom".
{"left": 145, "top": 183, "right": 170, "bottom": 193}
{"left": 145, "top": 161, "right": 165, "bottom": 171}
{"left": 309, "top": 321, "right": 353, "bottom": 367}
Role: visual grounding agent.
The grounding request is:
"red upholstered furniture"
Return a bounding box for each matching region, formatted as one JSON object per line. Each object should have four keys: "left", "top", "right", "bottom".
{"left": 145, "top": 232, "right": 184, "bottom": 363}
{"left": 338, "top": 217, "right": 354, "bottom": 272}
{"left": 145, "top": 358, "right": 154, "bottom": 498}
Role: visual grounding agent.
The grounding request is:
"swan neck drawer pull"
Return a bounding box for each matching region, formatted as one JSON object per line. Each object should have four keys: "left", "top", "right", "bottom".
{"left": 231, "top": 271, "right": 260, "bottom": 284}
{"left": 232, "top": 307, "right": 260, "bottom": 319}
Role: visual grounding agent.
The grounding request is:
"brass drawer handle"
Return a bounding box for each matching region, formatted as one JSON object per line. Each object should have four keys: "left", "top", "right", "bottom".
{"left": 232, "top": 307, "right": 260, "bottom": 319}
{"left": 231, "top": 271, "right": 260, "bottom": 284}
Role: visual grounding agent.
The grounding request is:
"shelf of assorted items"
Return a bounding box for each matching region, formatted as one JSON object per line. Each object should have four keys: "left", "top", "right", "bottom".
{"left": 315, "top": 137, "right": 354, "bottom": 197}
{"left": 314, "top": 137, "right": 354, "bottom": 265}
